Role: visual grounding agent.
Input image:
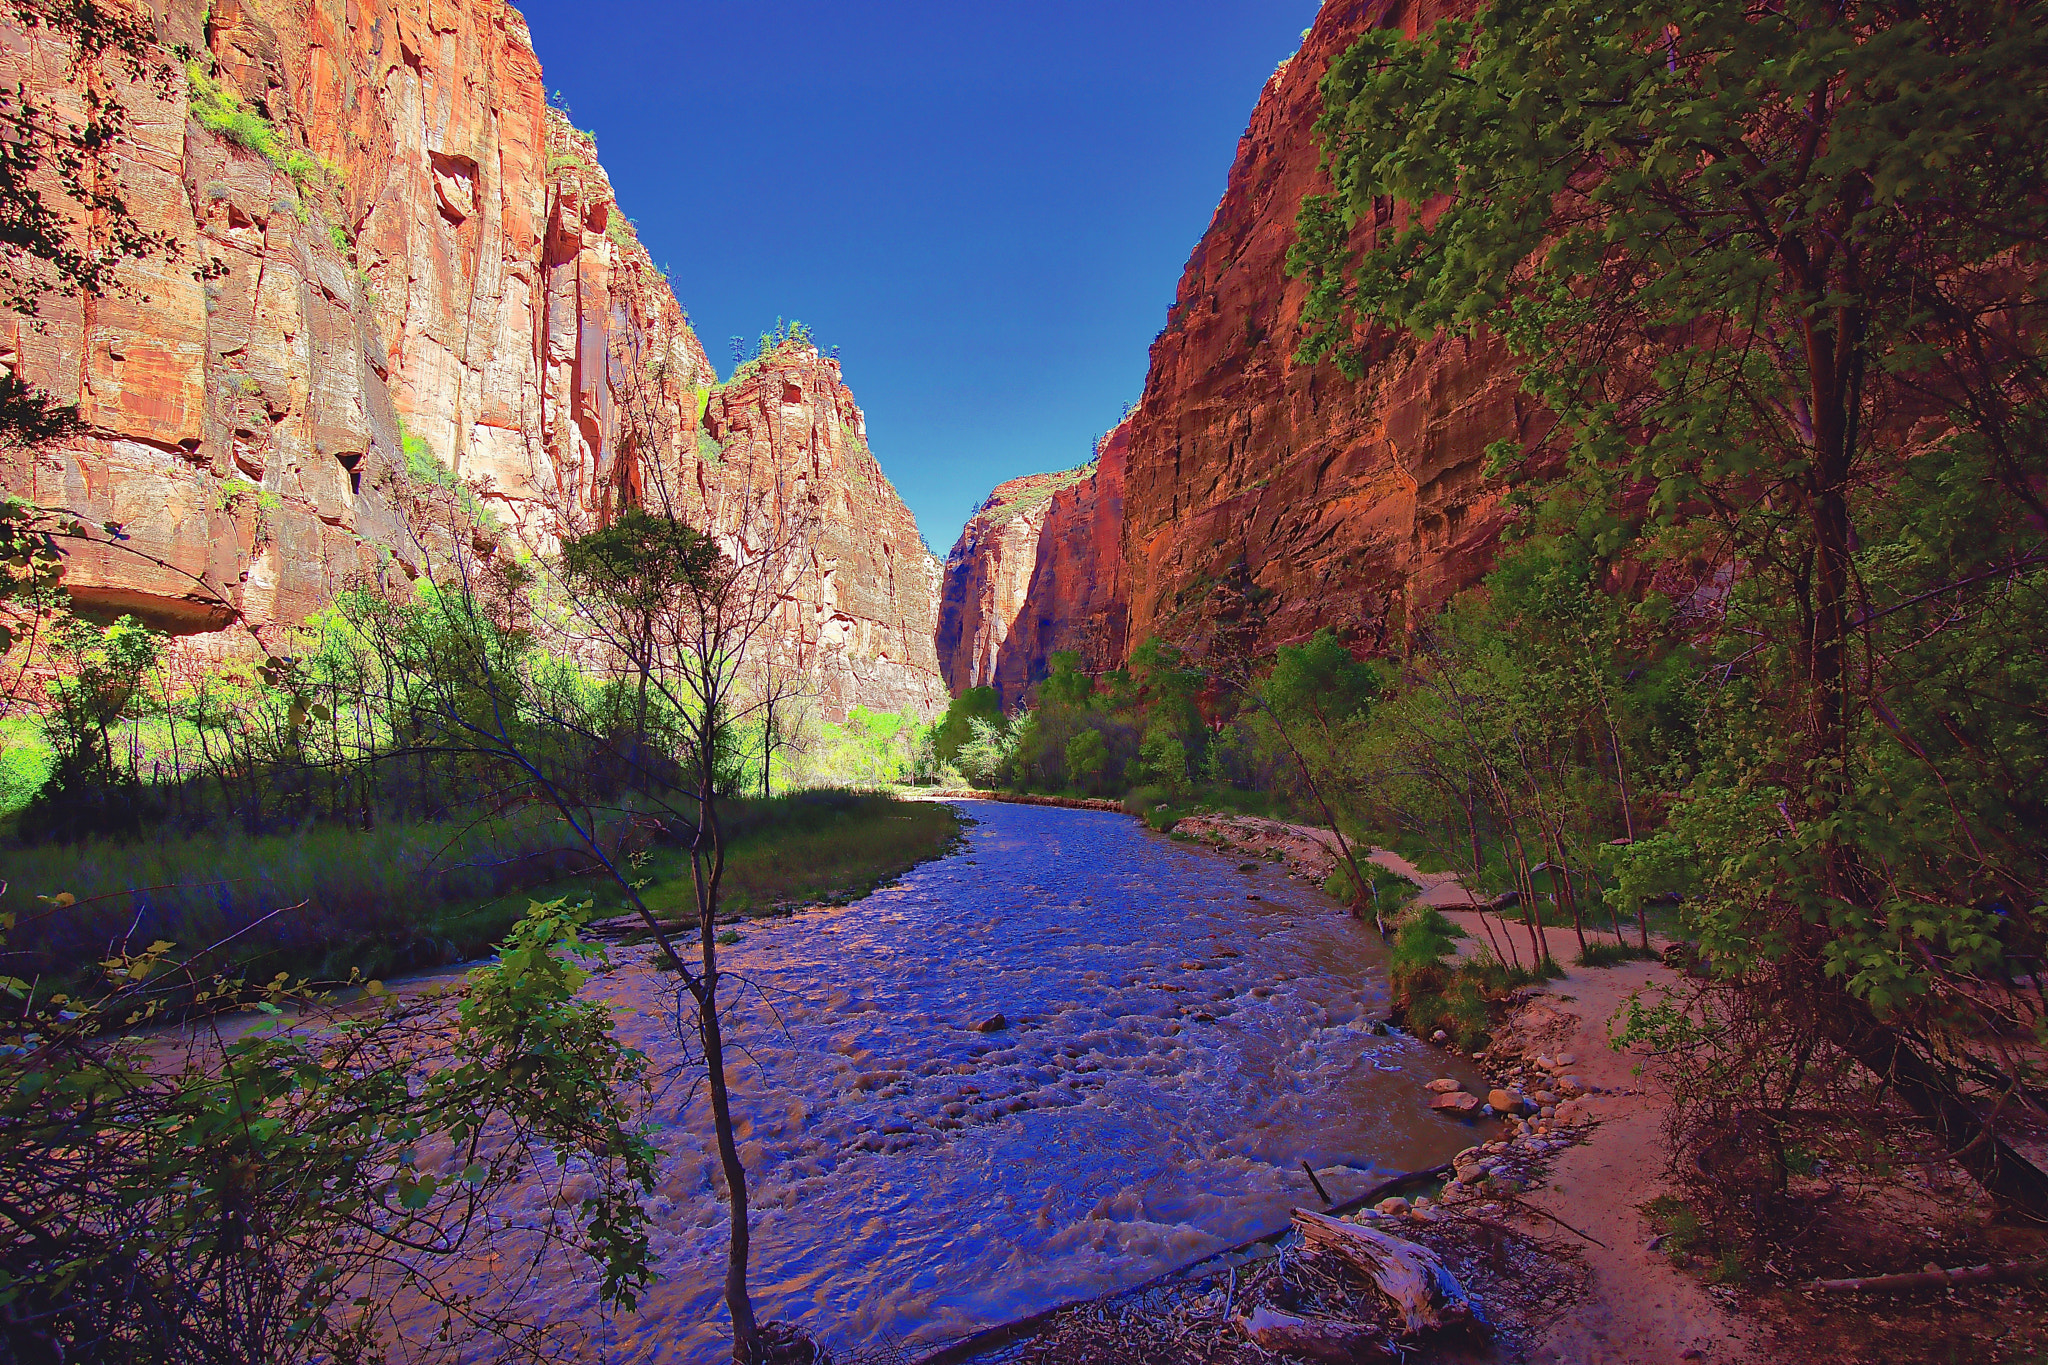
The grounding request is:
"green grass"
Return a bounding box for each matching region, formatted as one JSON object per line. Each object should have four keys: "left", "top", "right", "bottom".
{"left": 1575, "top": 938, "right": 1661, "bottom": 967}
{"left": 599, "top": 790, "right": 961, "bottom": 929}
{"left": 0, "top": 716, "right": 54, "bottom": 819}
{"left": 2, "top": 790, "right": 959, "bottom": 992}
{"left": 1387, "top": 905, "right": 1561, "bottom": 1049}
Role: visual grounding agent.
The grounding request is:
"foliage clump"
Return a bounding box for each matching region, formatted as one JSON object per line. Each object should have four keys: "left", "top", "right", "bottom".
{"left": 186, "top": 62, "right": 338, "bottom": 190}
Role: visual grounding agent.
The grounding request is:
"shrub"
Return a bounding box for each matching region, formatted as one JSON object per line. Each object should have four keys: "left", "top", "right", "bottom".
{"left": 187, "top": 63, "right": 340, "bottom": 190}
{"left": 1576, "top": 938, "right": 1660, "bottom": 968}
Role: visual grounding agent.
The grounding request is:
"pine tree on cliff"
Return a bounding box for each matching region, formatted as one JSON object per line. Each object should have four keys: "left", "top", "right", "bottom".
{"left": 1294, "top": 0, "right": 2048, "bottom": 1218}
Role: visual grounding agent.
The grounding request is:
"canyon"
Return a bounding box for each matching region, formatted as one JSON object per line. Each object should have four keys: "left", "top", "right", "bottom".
{"left": 3, "top": 0, "right": 1525, "bottom": 720}
{"left": 0, "top": 0, "right": 944, "bottom": 720}
{"left": 940, "top": 0, "right": 1525, "bottom": 702}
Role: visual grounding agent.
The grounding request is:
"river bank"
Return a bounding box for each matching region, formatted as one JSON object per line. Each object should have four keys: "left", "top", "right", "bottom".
{"left": 1106, "top": 812, "right": 2048, "bottom": 1365}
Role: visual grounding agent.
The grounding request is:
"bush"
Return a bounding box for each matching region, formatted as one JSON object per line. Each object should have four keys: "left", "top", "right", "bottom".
{"left": 1323, "top": 859, "right": 1417, "bottom": 912}
{"left": 187, "top": 62, "right": 338, "bottom": 189}
{"left": 1385, "top": 906, "right": 1557, "bottom": 1049}
{"left": 1576, "top": 938, "right": 1660, "bottom": 967}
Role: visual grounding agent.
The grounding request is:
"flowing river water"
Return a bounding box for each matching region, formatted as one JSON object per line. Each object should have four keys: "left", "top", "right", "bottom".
{"left": 493, "top": 800, "right": 1482, "bottom": 1361}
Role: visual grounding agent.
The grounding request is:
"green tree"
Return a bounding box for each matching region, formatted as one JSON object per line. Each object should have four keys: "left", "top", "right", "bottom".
{"left": 1064, "top": 726, "right": 1108, "bottom": 792}
{"left": 1259, "top": 628, "right": 1385, "bottom": 925}
{"left": 930, "top": 685, "right": 1001, "bottom": 766}
{"left": 1036, "top": 650, "right": 1095, "bottom": 709}
{"left": 1295, "top": 0, "right": 2048, "bottom": 1214}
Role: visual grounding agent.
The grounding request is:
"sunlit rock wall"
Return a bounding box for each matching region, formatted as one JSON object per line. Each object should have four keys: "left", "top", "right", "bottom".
{"left": 0, "top": 0, "right": 945, "bottom": 719}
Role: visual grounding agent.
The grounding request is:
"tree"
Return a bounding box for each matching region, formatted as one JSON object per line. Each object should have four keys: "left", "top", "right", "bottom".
{"left": 1064, "top": 726, "right": 1108, "bottom": 792}
{"left": 930, "top": 685, "right": 1001, "bottom": 768}
{"left": 0, "top": 899, "right": 658, "bottom": 1364}
{"left": 1259, "top": 629, "right": 1387, "bottom": 928}
{"left": 1295, "top": 0, "right": 2048, "bottom": 1216}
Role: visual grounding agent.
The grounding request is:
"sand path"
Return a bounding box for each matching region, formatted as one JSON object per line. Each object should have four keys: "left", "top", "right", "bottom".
{"left": 1172, "top": 813, "right": 1768, "bottom": 1362}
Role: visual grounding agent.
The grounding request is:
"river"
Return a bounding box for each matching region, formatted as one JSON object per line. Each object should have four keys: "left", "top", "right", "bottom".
{"left": 492, "top": 800, "right": 1480, "bottom": 1361}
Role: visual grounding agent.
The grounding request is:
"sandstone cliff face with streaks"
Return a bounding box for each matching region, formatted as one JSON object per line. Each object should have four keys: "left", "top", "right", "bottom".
{"left": 935, "top": 468, "right": 1068, "bottom": 704}
{"left": 1120, "top": 0, "right": 1522, "bottom": 662}
{"left": 702, "top": 349, "right": 945, "bottom": 719}
{"left": 0, "top": 0, "right": 943, "bottom": 718}
{"left": 943, "top": 0, "right": 1524, "bottom": 695}
{"left": 936, "top": 420, "right": 1129, "bottom": 710}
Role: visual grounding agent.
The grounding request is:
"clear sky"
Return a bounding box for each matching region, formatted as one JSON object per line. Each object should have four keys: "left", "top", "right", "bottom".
{"left": 514, "top": 0, "right": 1322, "bottom": 554}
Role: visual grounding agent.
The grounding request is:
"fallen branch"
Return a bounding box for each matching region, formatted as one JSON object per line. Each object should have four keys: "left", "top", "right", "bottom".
{"left": 1240, "top": 1304, "right": 1392, "bottom": 1363}
{"left": 1801, "top": 1256, "right": 2048, "bottom": 1294}
{"left": 1494, "top": 1192, "right": 1610, "bottom": 1249}
{"left": 1292, "top": 1208, "right": 1487, "bottom": 1334}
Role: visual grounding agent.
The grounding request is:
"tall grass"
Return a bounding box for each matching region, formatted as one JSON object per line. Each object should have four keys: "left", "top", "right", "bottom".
{"left": 2, "top": 805, "right": 636, "bottom": 982}
{"left": 2, "top": 791, "right": 963, "bottom": 989}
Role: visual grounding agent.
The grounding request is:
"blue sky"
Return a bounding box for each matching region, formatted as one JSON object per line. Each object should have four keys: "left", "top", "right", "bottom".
{"left": 514, "top": 0, "right": 1321, "bottom": 553}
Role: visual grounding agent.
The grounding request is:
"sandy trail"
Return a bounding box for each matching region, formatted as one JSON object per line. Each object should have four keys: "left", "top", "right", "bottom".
{"left": 1173, "top": 813, "right": 1768, "bottom": 1363}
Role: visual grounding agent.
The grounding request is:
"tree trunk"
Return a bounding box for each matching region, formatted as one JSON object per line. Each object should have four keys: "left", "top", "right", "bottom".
{"left": 1823, "top": 992, "right": 2048, "bottom": 1222}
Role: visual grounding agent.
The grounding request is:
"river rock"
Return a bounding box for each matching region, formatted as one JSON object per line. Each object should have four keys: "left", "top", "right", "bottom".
{"left": 1376, "top": 1197, "right": 1410, "bottom": 1216}
{"left": 1487, "top": 1088, "right": 1524, "bottom": 1115}
{"left": 1559, "top": 1074, "right": 1590, "bottom": 1093}
{"left": 1426, "top": 1078, "right": 1464, "bottom": 1093}
{"left": 1428, "top": 1091, "right": 1479, "bottom": 1114}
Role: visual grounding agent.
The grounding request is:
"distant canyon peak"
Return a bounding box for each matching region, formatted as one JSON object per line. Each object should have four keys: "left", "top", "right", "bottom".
{"left": 941, "top": 0, "right": 1521, "bottom": 706}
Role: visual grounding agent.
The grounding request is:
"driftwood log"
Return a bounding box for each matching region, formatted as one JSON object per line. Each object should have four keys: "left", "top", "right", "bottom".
{"left": 1240, "top": 1305, "right": 1392, "bottom": 1363}
{"left": 1801, "top": 1256, "right": 2048, "bottom": 1294}
{"left": 1292, "top": 1208, "right": 1487, "bottom": 1334}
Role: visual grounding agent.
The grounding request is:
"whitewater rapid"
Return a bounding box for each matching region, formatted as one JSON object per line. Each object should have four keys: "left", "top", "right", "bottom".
{"left": 474, "top": 800, "right": 1479, "bottom": 1361}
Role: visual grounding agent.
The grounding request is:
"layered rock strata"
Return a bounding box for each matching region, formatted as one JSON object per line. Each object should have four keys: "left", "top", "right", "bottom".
{"left": 935, "top": 467, "right": 1074, "bottom": 701}
{"left": 0, "top": 0, "right": 943, "bottom": 718}
{"left": 942, "top": 0, "right": 1522, "bottom": 695}
{"left": 937, "top": 419, "right": 1130, "bottom": 709}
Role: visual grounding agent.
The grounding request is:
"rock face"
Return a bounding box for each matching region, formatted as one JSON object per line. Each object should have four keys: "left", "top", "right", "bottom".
{"left": 936, "top": 473, "right": 1058, "bottom": 699}
{"left": 0, "top": 0, "right": 944, "bottom": 719}
{"left": 936, "top": 419, "right": 1129, "bottom": 709}
{"left": 1122, "top": 0, "right": 1523, "bottom": 662}
{"left": 942, "top": 0, "right": 1523, "bottom": 693}
{"left": 702, "top": 349, "right": 945, "bottom": 719}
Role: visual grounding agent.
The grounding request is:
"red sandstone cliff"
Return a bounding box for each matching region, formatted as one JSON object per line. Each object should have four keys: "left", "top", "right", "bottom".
{"left": 937, "top": 420, "right": 1129, "bottom": 709}
{"left": 1122, "top": 0, "right": 1523, "bottom": 661}
{"left": 943, "top": 0, "right": 1525, "bottom": 693}
{"left": 936, "top": 466, "right": 1077, "bottom": 701}
{"left": 701, "top": 348, "right": 945, "bottom": 718}
{"left": 0, "top": 0, "right": 943, "bottom": 718}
